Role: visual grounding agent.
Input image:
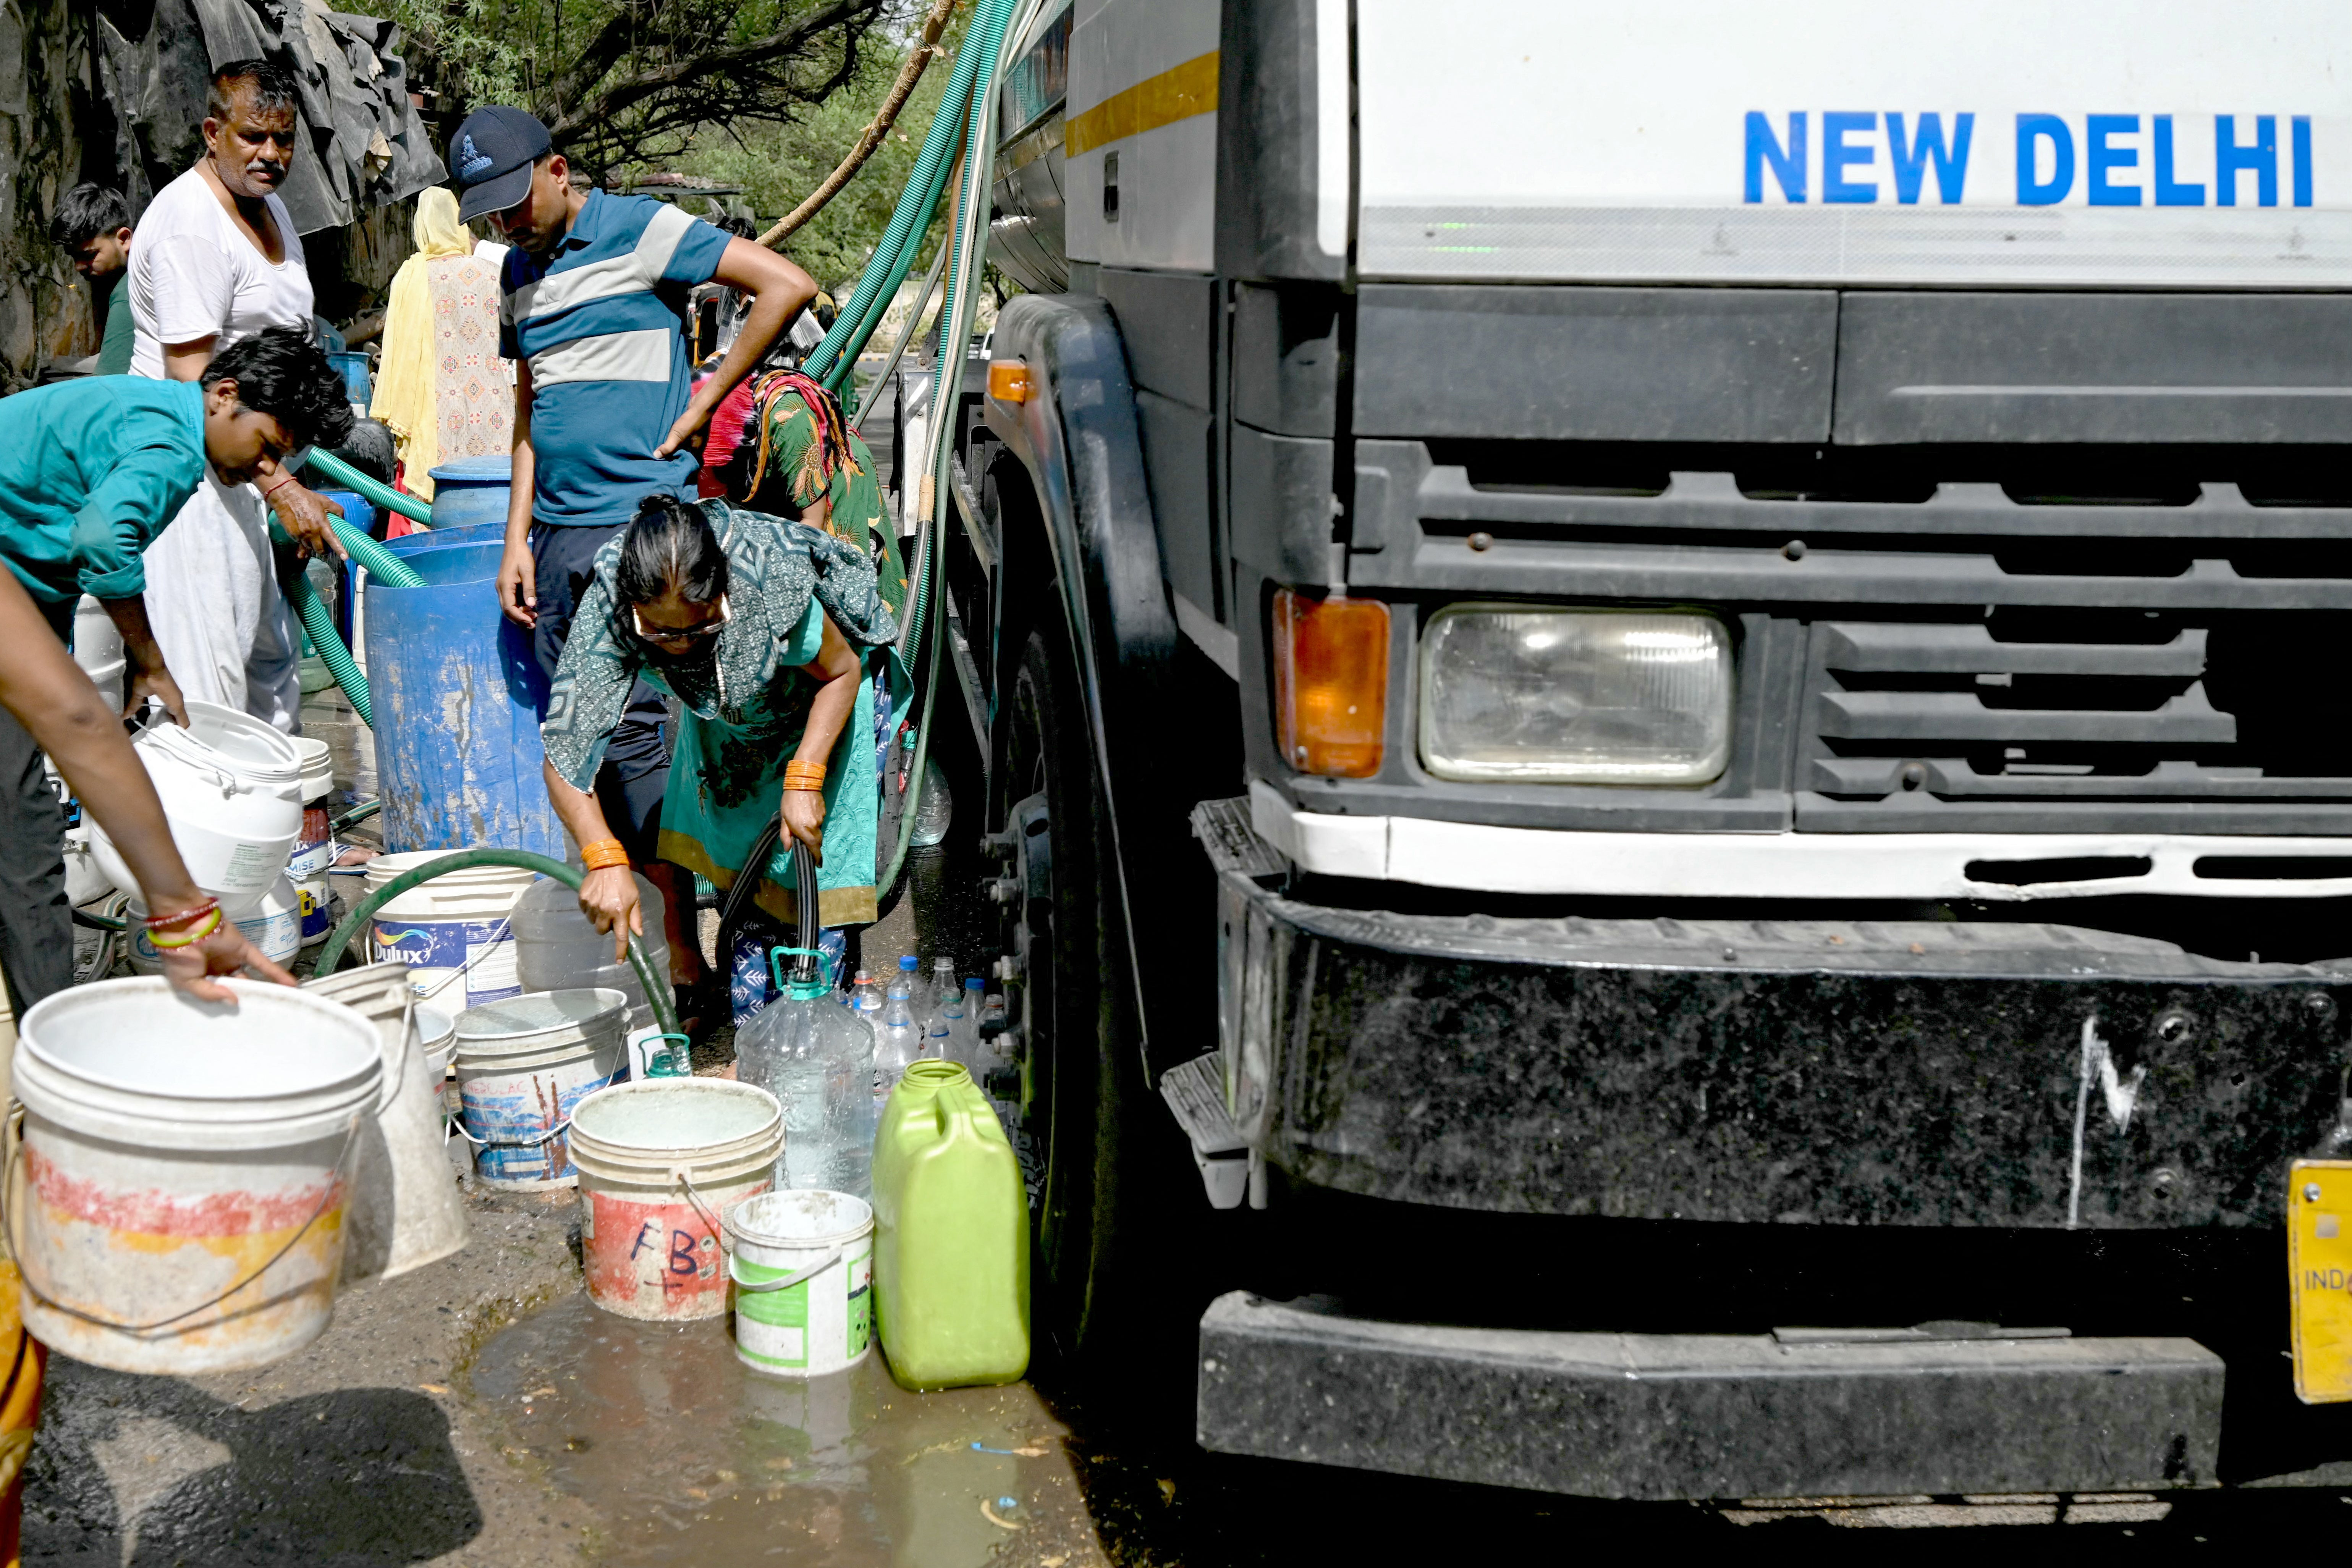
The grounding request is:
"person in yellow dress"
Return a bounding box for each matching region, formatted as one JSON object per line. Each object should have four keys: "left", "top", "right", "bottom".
{"left": 369, "top": 188, "right": 514, "bottom": 501}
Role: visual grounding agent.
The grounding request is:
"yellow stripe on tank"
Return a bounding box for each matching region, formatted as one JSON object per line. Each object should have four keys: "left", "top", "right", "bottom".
{"left": 1064, "top": 50, "right": 1220, "bottom": 156}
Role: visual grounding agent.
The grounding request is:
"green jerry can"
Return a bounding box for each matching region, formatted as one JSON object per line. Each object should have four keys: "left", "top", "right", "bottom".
{"left": 871, "top": 1060, "right": 1029, "bottom": 1387}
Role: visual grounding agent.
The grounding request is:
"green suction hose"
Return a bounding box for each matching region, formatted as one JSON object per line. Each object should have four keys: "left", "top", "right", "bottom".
{"left": 802, "top": 0, "right": 1019, "bottom": 388}
{"left": 269, "top": 509, "right": 423, "bottom": 729}
{"left": 302, "top": 448, "right": 434, "bottom": 527}
{"left": 318, "top": 848, "right": 681, "bottom": 1041}
{"left": 287, "top": 569, "right": 370, "bottom": 727}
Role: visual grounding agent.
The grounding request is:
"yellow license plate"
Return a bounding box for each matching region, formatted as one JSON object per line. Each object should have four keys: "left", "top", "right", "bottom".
{"left": 2290, "top": 1160, "right": 2352, "bottom": 1402}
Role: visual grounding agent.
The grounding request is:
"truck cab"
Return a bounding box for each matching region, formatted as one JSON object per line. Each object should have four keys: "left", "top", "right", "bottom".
{"left": 922, "top": 0, "right": 2352, "bottom": 1499}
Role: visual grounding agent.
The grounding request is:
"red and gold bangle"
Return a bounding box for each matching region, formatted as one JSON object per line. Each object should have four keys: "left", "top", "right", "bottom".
{"left": 144, "top": 895, "right": 220, "bottom": 932}
{"left": 783, "top": 760, "right": 827, "bottom": 793}
{"left": 580, "top": 838, "right": 631, "bottom": 871}
{"left": 147, "top": 907, "right": 223, "bottom": 949}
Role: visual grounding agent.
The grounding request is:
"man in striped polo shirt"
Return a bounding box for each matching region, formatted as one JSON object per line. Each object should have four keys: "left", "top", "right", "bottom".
{"left": 454, "top": 105, "right": 816, "bottom": 1030}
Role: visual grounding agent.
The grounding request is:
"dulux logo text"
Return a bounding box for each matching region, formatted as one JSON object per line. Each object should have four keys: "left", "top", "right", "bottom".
{"left": 1744, "top": 112, "right": 2315, "bottom": 207}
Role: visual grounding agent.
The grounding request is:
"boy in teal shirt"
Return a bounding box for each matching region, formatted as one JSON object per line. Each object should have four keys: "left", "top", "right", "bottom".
{"left": 0, "top": 323, "right": 350, "bottom": 1012}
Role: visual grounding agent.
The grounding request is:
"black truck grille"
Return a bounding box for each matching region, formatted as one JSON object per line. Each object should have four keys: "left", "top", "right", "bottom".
{"left": 1798, "top": 610, "right": 2352, "bottom": 832}
{"left": 1341, "top": 440, "right": 2352, "bottom": 836}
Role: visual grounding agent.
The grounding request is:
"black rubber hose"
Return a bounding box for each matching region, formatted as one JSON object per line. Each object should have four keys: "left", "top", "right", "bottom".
{"left": 713, "top": 815, "right": 784, "bottom": 998}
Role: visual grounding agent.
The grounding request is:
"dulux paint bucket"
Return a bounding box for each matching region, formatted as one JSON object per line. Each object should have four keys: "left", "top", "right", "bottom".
{"left": 303, "top": 963, "right": 470, "bottom": 1283}
{"left": 567, "top": 1078, "right": 783, "bottom": 1322}
{"left": 451, "top": 989, "right": 628, "bottom": 1190}
{"left": 10, "top": 978, "right": 382, "bottom": 1374}
{"left": 724, "top": 1190, "right": 875, "bottom": 1378}
{"left": 88, "top": 702, "right": 304, "bottom": 918}
{"left": 364, "top": 850, "right": 535, "bottom": 1009}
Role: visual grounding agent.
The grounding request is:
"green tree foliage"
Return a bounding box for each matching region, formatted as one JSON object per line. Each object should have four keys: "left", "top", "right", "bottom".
{"left": 389, "top": 0, "right": 916, "bottom": 188}
{"left": 671, "top": 11, "right": 963, "bottom": 289}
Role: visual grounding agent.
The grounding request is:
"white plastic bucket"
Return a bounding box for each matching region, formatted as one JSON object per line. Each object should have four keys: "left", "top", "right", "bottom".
{"left": 568, "top": 1078, "right": 783, "bottom": 1322}
{"left": 365, "top": 851, "right": 535, "bottom": 1008}
{"left": 293, "top": 736, "right": 334, "bottom": 807}
{"left": 452, "top": 988, "right": 628, "bottom": 1190}
{"left": 10, "top": 977, "right": 382, "bottom": 1374}
{"left": 416, "top": 1004, "right": 458, "bottom": 1081}
{"left": 303, "top": 965, "right": 469, "bottom": 1283}
{"left": 125, "top": 875, "right": 302, "bottom": 973}
{"left": 88, "top": 702, "right": 304, "bottom": 918}
{"left": 724, "top": 1190, "right": 875, "bottom": 1378}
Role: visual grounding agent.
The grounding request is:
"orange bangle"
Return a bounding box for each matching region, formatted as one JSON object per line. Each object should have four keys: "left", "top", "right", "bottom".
{"left": 783, "top": 760, "right": 826, "bottom": 793}
{"left": 581, "top": 838, "right": 631, "bottom": 870}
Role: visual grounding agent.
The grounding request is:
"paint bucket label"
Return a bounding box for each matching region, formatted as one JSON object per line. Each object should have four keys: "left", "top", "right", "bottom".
{"left": 372, "top": 917, "right": 521, "bottom": 1008}
{"left": 297, "top": 876, "right": 333, "bottom": 942}
{"left": 238, "top": 903, "right": 301, "bottom": 964}
{"left": 734, "top": 1233, "right": 873, "bottom": 1375}
{"left": 288, "top": 807, "right": 333, "bottom": 879}
{"left": 460, "top": 1065, "right": 618, "bottom": 1185}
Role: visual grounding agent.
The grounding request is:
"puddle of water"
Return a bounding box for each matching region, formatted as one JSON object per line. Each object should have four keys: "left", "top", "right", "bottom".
{"left": 471, "top": 1293, "right": 1091, "bottom": 1566}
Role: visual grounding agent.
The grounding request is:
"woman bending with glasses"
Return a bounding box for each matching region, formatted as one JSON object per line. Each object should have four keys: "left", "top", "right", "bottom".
{"left": 539, "top": 493, "right": 900, "bottom": 1025}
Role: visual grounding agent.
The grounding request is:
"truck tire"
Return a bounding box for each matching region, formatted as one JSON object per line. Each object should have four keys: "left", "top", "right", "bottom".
{"left": 1000, "top": 614, "right": 1159, "bottom": 1378}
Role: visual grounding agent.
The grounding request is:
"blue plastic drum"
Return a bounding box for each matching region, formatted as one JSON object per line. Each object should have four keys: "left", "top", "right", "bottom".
{"left": 325, "top": 351, "right": 371, "bottom": 405}
{"left": 362, "top": 541, "right": 562, "bottom": 858}
{"left": 426, "top": 455, "right": 516, "bottom": 532}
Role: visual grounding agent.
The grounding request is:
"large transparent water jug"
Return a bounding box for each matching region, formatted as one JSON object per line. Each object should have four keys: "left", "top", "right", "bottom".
{"left": 510, "top": 874, "right": 671, "bottom": 1030}
{"left": 734, "top": 951, "right": 877, "bottom": 1199}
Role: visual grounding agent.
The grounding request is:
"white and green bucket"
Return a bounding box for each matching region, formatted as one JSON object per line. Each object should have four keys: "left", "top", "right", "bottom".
{"left": 723, "top": 1190, "right": 873, "bottom": 1378}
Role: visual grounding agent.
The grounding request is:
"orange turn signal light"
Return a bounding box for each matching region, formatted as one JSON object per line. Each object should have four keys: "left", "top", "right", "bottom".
{"left": 1271, "top": 588, "right": 1389, "bottom": 778}
{"left": 987, "top": 359, "right": 1033, "bottom": 404}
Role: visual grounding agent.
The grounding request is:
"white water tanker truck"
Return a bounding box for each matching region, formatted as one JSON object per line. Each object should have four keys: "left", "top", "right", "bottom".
{"left": 914, "top": 0, "right": 2352, "bottom": 1500}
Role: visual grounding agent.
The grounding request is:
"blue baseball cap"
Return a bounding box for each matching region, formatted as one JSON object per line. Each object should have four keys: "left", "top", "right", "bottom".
{"left": 449, "top": 106, "right": 553, "bottom": 222}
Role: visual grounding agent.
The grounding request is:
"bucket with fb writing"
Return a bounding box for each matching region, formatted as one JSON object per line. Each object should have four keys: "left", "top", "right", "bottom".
{"left": 725, "top": 1190, "right": 875, "bottom": 1378}
{"left": 566, "top": 1078, "right": 782, "bottom": 1322}
{"left": 8, "top": 977, "right": 382, "bottom": 1375}
{"left": 364, "top": 850, "right": 534, "bottom": 1009}
{"left": 451, "top": 989, "right": 628, "bottom": 1190}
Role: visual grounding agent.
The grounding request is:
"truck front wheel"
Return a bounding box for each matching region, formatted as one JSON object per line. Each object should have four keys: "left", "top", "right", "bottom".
{"left": 998, "top": 615, "right": 1158, "bottom": 1377}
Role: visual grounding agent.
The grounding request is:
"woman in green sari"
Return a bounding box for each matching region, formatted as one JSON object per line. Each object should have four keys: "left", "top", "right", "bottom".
{"left": 539, "top": 494, "right": 899, "bottom": 1022}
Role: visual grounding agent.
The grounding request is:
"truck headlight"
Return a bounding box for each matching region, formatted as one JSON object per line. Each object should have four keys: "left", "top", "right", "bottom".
{"left": 1418, "top": 607, "right": 1733, "bottom": 784}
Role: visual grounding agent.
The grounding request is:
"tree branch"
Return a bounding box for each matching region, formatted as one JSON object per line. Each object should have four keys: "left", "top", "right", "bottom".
{"left": 755, "top": 0, "right": 959, "bottom": 247}
{"left": 546, "top": 0, "right": 876, "bottom": 142}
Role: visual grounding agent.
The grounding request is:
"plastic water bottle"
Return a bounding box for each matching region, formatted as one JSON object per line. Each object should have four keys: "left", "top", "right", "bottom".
{"left": 924, "top": 955, "right": 956, "bottom": 1022}
{"left": 848, "top": 969, "right": 882, "bottom": 1015}
{"left": 926, "top": 978, "right": 982, "bottom": 1066}
{"left": 734, "top": 965, "right": 877, "bottom": 1199}
{"left": 874, "top": 977, "right": 922, "bottom": 1117}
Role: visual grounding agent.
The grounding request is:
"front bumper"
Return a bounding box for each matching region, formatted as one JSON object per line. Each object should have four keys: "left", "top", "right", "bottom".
{"left": 1191, "top": 798, "right": 2352, "bottom": 1497}
{"left": 1197, "top": 797, "right": 2352, "bottom": 1229}
{"left": 1197, "top": 1293, "right": 2223, "bottom": 1500}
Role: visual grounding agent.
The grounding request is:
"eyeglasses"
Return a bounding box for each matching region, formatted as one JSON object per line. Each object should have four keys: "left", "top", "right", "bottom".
{"left": 632, "top": 594, "right": 730, "bottom": 647}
